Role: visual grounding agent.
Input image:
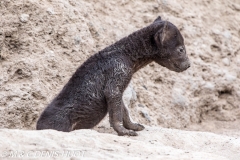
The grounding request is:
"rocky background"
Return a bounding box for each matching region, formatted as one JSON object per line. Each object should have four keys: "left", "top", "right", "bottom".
{"left": 0, "top": 0, "right": 240, "bottom": 159}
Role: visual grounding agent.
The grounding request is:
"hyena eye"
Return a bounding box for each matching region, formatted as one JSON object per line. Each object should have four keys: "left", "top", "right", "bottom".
{"left": 178, "top": 46, "right": 184, "bottom": 55}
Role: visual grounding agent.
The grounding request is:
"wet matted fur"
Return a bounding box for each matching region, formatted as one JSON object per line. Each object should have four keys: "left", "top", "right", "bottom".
{"left": 37, "top": 16, "right": 190, "bottom": 136}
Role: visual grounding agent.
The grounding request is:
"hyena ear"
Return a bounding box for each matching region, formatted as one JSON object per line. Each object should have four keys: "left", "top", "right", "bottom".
{"left": 154, "top": 21, "right": 168, "bottom": 46}
{"left": 153, "top": 16, "right": 162, "bottom": 23}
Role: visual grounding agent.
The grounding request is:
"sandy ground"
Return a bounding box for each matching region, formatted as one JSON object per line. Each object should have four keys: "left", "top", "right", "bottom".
{"left": 0, "top": 127, "right": 240, "bottom": 160}
{"left": 0, "top": 0, "right": 240, "bottom": 159}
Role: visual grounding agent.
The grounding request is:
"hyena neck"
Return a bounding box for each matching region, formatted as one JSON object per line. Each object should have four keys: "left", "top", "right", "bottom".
{"left": 119, "top": 23, "right": 164, "bottom": 72}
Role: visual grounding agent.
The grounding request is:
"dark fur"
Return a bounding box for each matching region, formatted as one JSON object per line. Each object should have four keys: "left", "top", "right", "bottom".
{"left": 36, "top": 16, "right": 190, "bottom": 136}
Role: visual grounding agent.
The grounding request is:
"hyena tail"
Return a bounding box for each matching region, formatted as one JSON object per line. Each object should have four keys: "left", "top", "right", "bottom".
{"left": 36, "top": 107, "right": 72, "bottom": 132}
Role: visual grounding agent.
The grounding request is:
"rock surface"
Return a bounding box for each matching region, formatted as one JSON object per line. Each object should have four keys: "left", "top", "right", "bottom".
{"left": 0, "top": 127, "right": 240, "bottom": 160}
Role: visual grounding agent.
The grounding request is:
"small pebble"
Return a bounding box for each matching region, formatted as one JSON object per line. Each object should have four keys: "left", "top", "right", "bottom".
{"left": 19, "top": 14, "right": 29, "bottom": 23}
{"left": 222, "top": 58, "right": 230, "bottom": 66}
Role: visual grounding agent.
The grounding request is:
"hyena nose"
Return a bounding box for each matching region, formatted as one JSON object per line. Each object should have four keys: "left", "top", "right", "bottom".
{"left": 180, "top": 60, "right": 191, "bottom": 70}
{"left": 185, "top": 58, "right": 191, "bottom": 69}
